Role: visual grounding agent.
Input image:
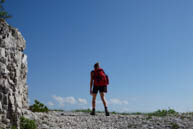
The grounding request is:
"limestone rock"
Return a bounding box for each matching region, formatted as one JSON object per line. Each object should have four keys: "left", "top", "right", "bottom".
{"left": 0, "top": 19, "right": 28, "bottom": 129}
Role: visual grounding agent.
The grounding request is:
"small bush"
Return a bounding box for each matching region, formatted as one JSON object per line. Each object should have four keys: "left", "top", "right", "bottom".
{"left": 167, "top": 109, "right": 177, "bottom": 114}
{"left": 147, "top": 109, "right": 178, "bottom": 117}
{"left": 130, "top": 112, "right": 143, "bottom": 115}
{"left": 111, "top": 111, "right": 117, "bottom": 114}
{"left": 29, "top": 100, "right": 48, "bottom": 112}
{"left": 171, "top": 122, "right": 179, "bottom": 129}
{"left": 11, "top": 126, "right": 18, "bottom": 129}
{"left": 20, "top": 116, "right": 37, "bottom": 129}
{"left": 0, "top": 0, "right": 12, "bottom": 19}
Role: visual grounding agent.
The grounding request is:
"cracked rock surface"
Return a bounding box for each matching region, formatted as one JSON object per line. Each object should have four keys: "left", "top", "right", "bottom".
{"left": 0, "top": 19, "right": 28, "bottom": 129}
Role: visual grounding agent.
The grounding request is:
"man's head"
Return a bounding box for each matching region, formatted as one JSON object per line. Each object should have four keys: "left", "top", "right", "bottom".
{"left": 94, "top": 62, "right": 100, "bottom": 69}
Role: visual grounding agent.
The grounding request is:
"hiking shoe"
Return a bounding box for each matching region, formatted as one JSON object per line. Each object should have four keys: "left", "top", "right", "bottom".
{"left": 105, "top": 111, "right": 110, "bottom": 116}
{"left": 90, "top": 110, "right": 96, "bottom": 115}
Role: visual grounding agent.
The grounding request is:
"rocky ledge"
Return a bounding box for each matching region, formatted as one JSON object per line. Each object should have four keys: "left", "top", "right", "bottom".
{"left": 24, "top": 111, "right": 193, "bottom": 129}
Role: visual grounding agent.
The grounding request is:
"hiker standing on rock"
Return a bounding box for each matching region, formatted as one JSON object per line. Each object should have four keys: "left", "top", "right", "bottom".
{"left": 90, "top": 62, "right": 110, "bottom": 116}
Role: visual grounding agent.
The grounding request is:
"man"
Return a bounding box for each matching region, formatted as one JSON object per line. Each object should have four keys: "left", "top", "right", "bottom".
{"left": 90, "top": 62, "right": 110, "bottom": 116}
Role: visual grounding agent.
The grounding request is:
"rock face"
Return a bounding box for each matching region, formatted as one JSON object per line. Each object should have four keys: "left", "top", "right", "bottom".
{"left": 0, "top": 19, "right": 28, "bottom": 128}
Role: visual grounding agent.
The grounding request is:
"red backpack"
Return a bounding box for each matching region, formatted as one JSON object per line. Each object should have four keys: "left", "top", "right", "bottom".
{"left": 94, "top": 68, "right": 109, "bottom": 86}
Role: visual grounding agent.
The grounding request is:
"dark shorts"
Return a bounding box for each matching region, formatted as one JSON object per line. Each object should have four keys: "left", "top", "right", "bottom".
{"left": 93, "top": 86, "right": 107, "bottom": 94}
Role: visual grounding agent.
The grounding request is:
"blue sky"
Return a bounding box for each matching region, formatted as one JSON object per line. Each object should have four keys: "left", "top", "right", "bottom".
{"left": 5, "top": 0, "right": 193, "bottom": 112}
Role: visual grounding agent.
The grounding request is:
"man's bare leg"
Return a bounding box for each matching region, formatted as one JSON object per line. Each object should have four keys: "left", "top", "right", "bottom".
{"left": 100, "top": 92, "right": 110, "bottom": 116}
{"left": 92, "top": 93, "right": 97, "bottom": 108}
{"left": 91, "top": 93, "right": 97, "bottom": 115}
{"left": 100, "top": 92, "right": 107, "bottom": 107}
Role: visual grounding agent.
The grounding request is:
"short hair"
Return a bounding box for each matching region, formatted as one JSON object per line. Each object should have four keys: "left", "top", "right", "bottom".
{"left": 94, "top": 62, "right": 99, "bottom": 69}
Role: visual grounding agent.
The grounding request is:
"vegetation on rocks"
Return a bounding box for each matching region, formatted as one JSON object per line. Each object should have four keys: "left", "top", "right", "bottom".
{"left": 20, "top": 117, "right": 37, "bottom": 129}
{"left": 0, "top": 0, "right": 11, "bottom": 19}
{"left": 29, "top": 100, "right": 49, "bottom": 113}
{"left": 9, "top": 117, "right": 37, "bottom": 129}
{"left": 11, "top": 126, "right": 18, "bottom": 129}
{"left": 170, "top": 122, "right": 180, "bottom": 129}
{"left": 147, "top": 109, "right": 178, "bottom": 117}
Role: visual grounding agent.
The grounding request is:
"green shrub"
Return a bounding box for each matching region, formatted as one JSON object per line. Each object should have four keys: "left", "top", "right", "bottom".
{"left": 29, "top": 100, "right": 48, "bottom": 112}
{"left": 11, "top": 126, "right": 18, "bottom": 129}
{"left": 130, "top": 112, "right": 143, "bottom": 115}
{"left": 171, "top": 122, "right": 179, "bottom": 129}
{"left": 147, "top": 109, "right": 178, "bottom": 117}
{"left": 0, "top": 0, "right": 11, "bottom": 19}
{"left": 167, "top": 109, "right": 177, "bottom": 114}
{"left": 20, "top": 117, "right": 37, "bottom": 129}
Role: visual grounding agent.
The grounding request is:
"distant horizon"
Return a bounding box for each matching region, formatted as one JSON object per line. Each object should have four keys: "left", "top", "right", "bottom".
{"left": 6, "top": 0, "right": 193, "bottom": 112}
{"left": 40, "top": 105, "right": 191, "bottom": 113}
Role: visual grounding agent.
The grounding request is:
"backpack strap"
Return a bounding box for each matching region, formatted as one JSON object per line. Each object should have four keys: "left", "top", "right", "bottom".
{"left": 91, "top": 70, "right": 95, "bottom": 78}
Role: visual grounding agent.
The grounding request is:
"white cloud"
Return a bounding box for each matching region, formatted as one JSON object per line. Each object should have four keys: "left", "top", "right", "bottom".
{"left": 52, "top": 95, "right": 87, "bottom": 107}
{"left": 63, "top": 96, "right": 76, "bottom": 105}
{"left": 48, "top": 101, "right": 54, "bottom": 106}
{"left": 52, "top": 95, "right": 65, "bottom": 106}
{"left": 77, "top": 98, "right": 88, "bottom": 105}
{"left": 51, "top": 95, "right": 131, "bottom": 112}
{"left": 109, "top": 98, "right": 128, "bottom": 105}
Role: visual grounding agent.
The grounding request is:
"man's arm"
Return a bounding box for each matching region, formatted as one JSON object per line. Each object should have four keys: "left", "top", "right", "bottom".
{"left": 90, "top": 71, "right": 94, "bottom": 95}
